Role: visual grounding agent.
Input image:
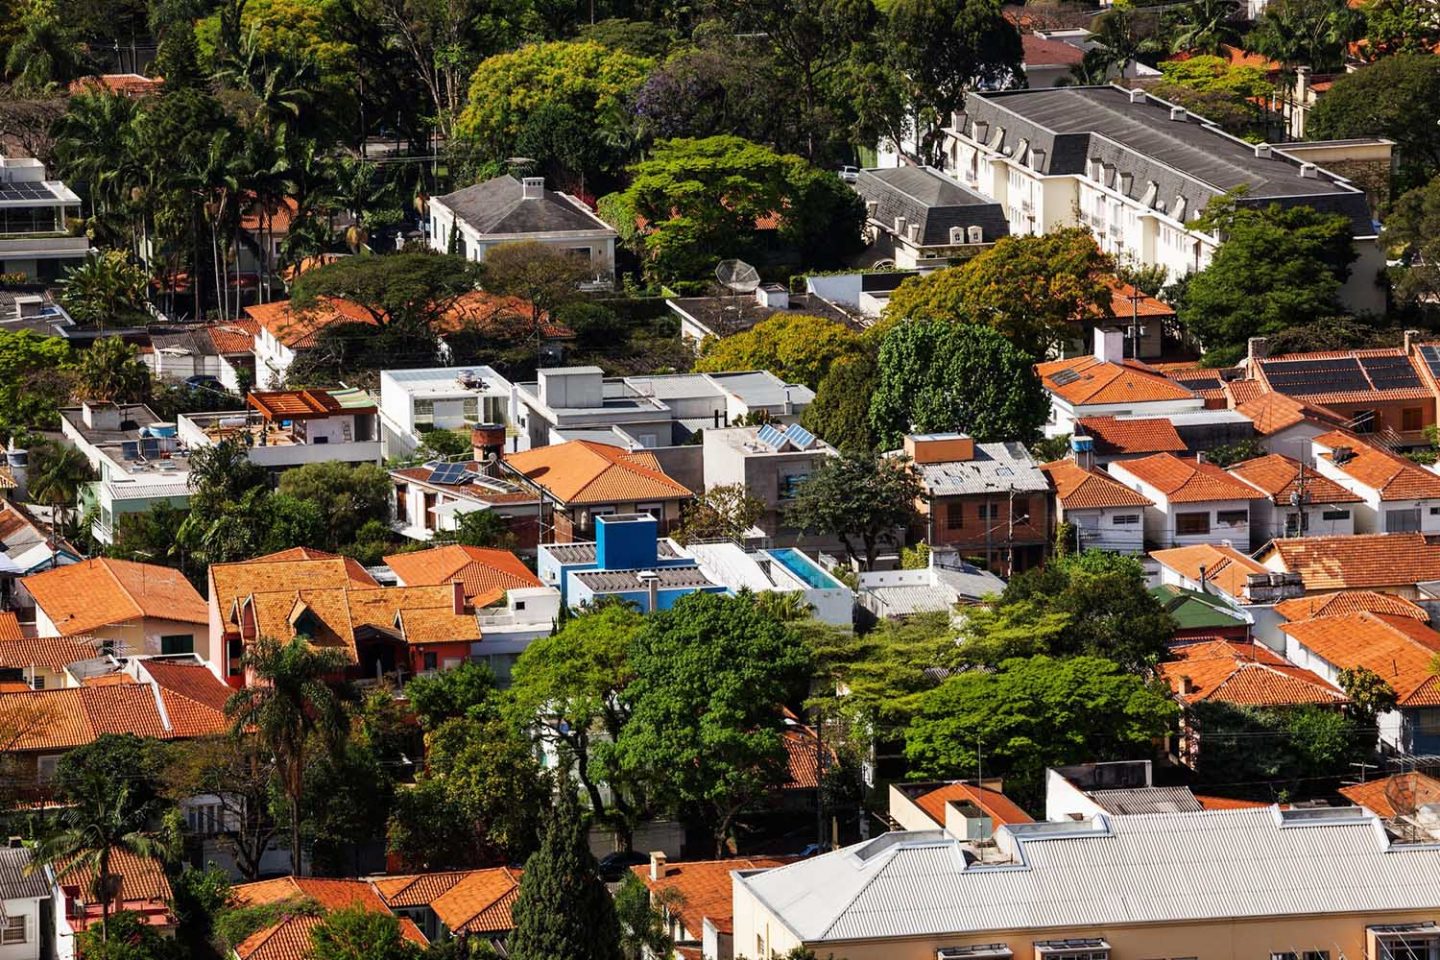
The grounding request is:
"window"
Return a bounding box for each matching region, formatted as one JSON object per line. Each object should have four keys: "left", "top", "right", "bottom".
{"left": 31, "top": 675, "right": 43, "bottom": 690}
{"left": 1111, "top": 514, "right": 1139, "bottom": 525}
{"left": 978, "top": 503, "right": 1000, "bottom": 520}
{"left": 1321, "top": 509, "right": 1350, "bottom": 521}
{"left": 780, "top": 473, "right": 807, "bottom": 500}
{"left": 637, "top": 502, "right": 665, "bottom": 518}
{"left": 946, "top": 503, "right": 965, "bottom": 530}
{"left": 1432, "top": 507, "right": 1440, "bottom": 516}
{"left": 422, "top": 652, "right": 438, "bottom": 672}
{"left": 413, "top": 398, "right": 435, "bottom": 427}
{"left": 186, "top": 802, "right": 223, "bottom": 835}
{"left": 37, "top": 755, "right": 59, "bottom": 782}
{"left": 1034, "top": 940, "right": 1109, "bottom": 960}
{"left": 462, "top": 397, "right": 479, "bottom": 420}
{"left": 1175, "top": 512, "right": 1210, "bottom": 536}
{"left": 1387, "top": 507, "right": 1422, "bottom": 533}
{"left": 161, "top": 635, "right": 194, "bottom": 655}
{"left": 1285, "top": 512, "right": 1309, "bottom": 536}
{"left": 1417, "top": 708, "right": 1440, "bottom": 736}
{"left": 1403, "top": 407, "right": 1424, "bottom": 432}
{"left": 1, "top": 915, "right": 27, "bottom": 945}
{"left": 1216, "top": 509, "right": 1248, "bottom": 525}
{"left": 1370, "top": 926, "right": 1440, "bottom": 960}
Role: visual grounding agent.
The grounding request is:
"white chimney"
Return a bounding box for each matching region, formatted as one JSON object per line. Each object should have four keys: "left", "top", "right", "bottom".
{"left": 521, "top": 177, "right": 544, "bottom": 200}
{"left": 1127, "top": 88, "right": 1145, "bottom": 104}
{"left": 1254, "top": 143, "right": 1272, "bottom": 159}
{"left": 1169, "top": 105, "right": 1186, "bottom": 121}
{"left": 1094, "top": 327, "right": 1125, "bottom": 364}
{"left": 756, "top": 283, "right": 789, "bottom": 309}
{"left": 1299, "top": 163, "right": 1318, "bottom": 179}
{"left": 649, "top": 851, "right": 667, "bottom": 880}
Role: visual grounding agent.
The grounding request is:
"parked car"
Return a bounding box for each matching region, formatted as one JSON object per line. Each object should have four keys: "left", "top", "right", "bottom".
{"left": 597, "top": 850, "right": 650, "bottom": 881}
{"left": 184, "top": 374, "right": 225, "bottom": 393}
{"left": 838, "top": 165, "right": 860, "bottom": 183}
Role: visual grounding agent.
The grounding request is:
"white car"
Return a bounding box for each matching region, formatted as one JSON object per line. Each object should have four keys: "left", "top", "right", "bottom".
{"left": 838, "top": 165, "right": 860, "bottom": 183}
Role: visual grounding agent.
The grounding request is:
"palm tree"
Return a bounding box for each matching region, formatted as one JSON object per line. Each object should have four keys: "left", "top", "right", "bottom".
{"left": 51, "top": 92, "right": 141, "bottom": 222}
{"left": 6, "top": 0, "right": 88, "bottom": 94}
{"left": 1168, "top": 0, "right": 1241, "bottom": 54}
{"left": 26, "top": 441, "right": 94, "bottom": 535}
{"left": 225, "top": 636, "right": 351, "bottom": 876}
{"left": 28, "top": 781, "right": 178, "bottom": 941}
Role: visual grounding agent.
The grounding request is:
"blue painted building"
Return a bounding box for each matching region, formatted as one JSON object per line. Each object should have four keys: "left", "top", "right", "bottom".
{"left": 537, "top": 514, "right": 724, "bottom": 613}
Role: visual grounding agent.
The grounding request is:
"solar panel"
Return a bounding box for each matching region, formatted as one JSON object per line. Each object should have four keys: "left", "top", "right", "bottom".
{"left": 1262, "top": 357, "right": 1370, "bottom": 394}
{"left": 784, "top": 423, "right": 816, "bottom": 450}
{"left": 429, "top": 462, "right": 468, "bottom": 485}
{"left": 1359, "top": 355, "right": 1422, "bottom": 390}
{"left": 0, "top": 182, "right": 56, "bottom": 202}
{"left": 756, "top": 424, "right": 787, "bottom": 450}
{"left": 1051, "top": 368, "right": 1081, "bottom": 387}
{"left": 1422, "top": 345, "right": 1440, "bottom": 378}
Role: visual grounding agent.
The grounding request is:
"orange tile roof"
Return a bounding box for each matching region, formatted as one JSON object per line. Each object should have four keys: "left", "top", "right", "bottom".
{"left": 245, "top": 291, "right": 561, "bottom": 351}
{"left": 0, "top": 684, "right": 170, "bottom": 752}
{"left": 207, "top": 320, "right": 257, "bottom": 354}
{"left": 1036, "top": 355, "right": 1197, "bottom": 406}
{"left": 383, "top": 545, "right": 542, "bottom": 606}
{"left": 1281, "top": 611, "right": 1440, "bottom": 705}
{"left": 1224, "top": 379, "right": 1268, "bottom": 406}
{"left": 0, "top": 634, "right": 99, "bottom": 673}
{"left": 1258, "top": 533, "right": 1440, "bottom": 591}
{"left": 1194, "top": 795, "right": 1273, "bottom": 811}
{"left": 1340, "top": 772, "right": 1440, "bottom": 819}
{"left": 1105, "top": 279, "right": 1174, "bottom": 320}
{"left": 239, "top": 195, "right": 300, "bottom": 234}
{"left": 1311, "top": 432, "right": 1440, "bottom": 500}
{"left": 233, "top": 876, "right": 392, "bottom": 913}
{"left": 781, "top": 718, "right": 838, "bottom": 791}
{"left": 67, "top": 73, "right": 164, "bottom": 96}
{"left": 504, "top": 440, "right": 693, "bottom": 506}
{"left": 430, "top": 868, "right": 523, "bottom": 934}
{"left": 1158, "top": 639, "right": 1344, "bottom": 707}
{"left": 347, "top": 584, "right": 483, "bottom": 644}
{"left": 249, "top": 389, "right": 373, "bottom": 420}
{"left": 632, "top": 859, "right": 791, "bottom": 936}
{"left": 1226, "top": 454, "right": 1362, "bottom": 505}
{"left": 1150, "top": 543, "right": 1267, "bottom": 600}
{"left": 1235, "top": 391, "right": 1347, "bottom": 436}
{"left": 22, "top": 558, "right": 206, "bottom": 636}
{"left": 211, "top": 554, "right": 378, "bottom": 626}
{"left": 1274, "top": 590, "right": 1429, "bottom": 623}
{"left": 235, "top": 913, "right": 427, "bottom": 960}
{"left": 1256, "top": 348, "right": 1435, "bottom": 405}
{"left": 0, "top": 611, "right": 20, "bottom": 641}
{"left": 1111, "top": 453, "right": 1262, "bottom": 503}
{"left": 372, "top": 870, "right": 477, "bottom": 908}
{"left": 56, "top": 848, "right": 171, "bottom": 910}
{"left": 144, "top": 660, "right": 232, "bottom": 738}
{"left": 80, "top": 673, "right": 135, "bottom": 687}
{"left": 912, "top": 782, "right": 1034, "bottom": 828}
{"left": 1074, "top": 416, "right": 1185, "bottom": 456}
{"left": 1042, "top": 459, "right": 1153, "bottom": 510}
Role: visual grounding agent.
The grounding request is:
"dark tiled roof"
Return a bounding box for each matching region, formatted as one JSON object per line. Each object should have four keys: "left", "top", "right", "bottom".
{"left": 435, "top": 175, "right": 614, "bottom": 236}
{"left": 854, "top": 167, "right": 1010, "bottom": 246}
{"left": 0, "top": 846, "right": 48, "bottom": 899}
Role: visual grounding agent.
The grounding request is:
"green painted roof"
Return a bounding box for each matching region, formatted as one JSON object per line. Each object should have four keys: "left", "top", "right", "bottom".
{"left": 1150, "top": 584, "right": 1247, "bottom": 630}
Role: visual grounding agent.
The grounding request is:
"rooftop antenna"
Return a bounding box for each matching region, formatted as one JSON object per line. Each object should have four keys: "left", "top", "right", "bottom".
{"left": 504, "top": 157, "right": 538, "bottom": 177}
{"left": 715, "top": 259, "right": 761, "bottom": 303}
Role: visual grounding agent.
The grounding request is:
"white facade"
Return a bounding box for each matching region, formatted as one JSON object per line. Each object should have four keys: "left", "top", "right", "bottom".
{"left": 253, "top": 323, "right": 296, "bottom": 389}
{"left": 59, "top": 403, "right": 192, "bottom": 545}
{"left": 1282, "top": 629, "right": 1406, "bottom": 751}
{"left": 0, "top": 158, "right": 90, "bottom": 281}
{"left": 1062, "top": 504, "right": 1147, "bottom": 554}
{"left": 379, "top": 366, "right": 516, "bottom": 458}
{"left": 0, "top": 895, "right": 42, "bottom": 960}
{"left": 1107, "top": 465, "right": 1253, "bottom": 549}
{"left": 1309, "top": 458, "right": 1440, "bottom": 536}
{"left": 1246, "top": 497, "right": 1357, "bottom": 542}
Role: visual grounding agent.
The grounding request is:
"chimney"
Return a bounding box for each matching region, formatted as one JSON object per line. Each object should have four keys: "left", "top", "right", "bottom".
{"left": 1169, "top": 105, "right": 1186, "bottom": 122}
{"left": 1405, "top": 329, "right": 1421, "bottom": 355}
{"left": 1127, "top": 88, "right": 1145, "bottom": 104}
{"left": 1254, "top": 143, "right": 1272, "bottom": 159}
{"left": 1247, "top": 336, "right": 1270, "bottom": 365}
{"left": 471, "top": 423, "right": 505, "bottom": 462}
{"left": 1295, "top": 65, "right": 1311, "bottom": 100}
{"left": 452, "top": 580, "right": 467, "bottom": 615}
{"left": 5, "top": 439, "right": 27, "bottom": 500}
{"left": 1298, "top": 163, "right": 1318, "bottom": 179}
{"left": 521, "top": 177, "right": 544, "bottom": 200}
{"left": 1094, "top": 327, "right": 1125, "bottom": 364}
{"left": 82, "top": 401, "right": 122, "bottom": 431}
{"left": 649, "top": 851, "right": 668, "bottom": 880}
{"left": 1179, "top": 675, "right": 1195, "bottom": 695}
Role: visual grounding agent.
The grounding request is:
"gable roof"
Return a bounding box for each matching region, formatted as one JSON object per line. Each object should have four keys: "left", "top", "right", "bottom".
{"left": 1235, "top": 391, "right": 1348, "bottom": 436}
{"left": 430, "top": 868, "right": 523, "bottom": 934}
{"left": 1311, "top": 431, "right": 1440, "bottom": 500}
{"left": 1257, "top": 533, "right": 1440, "bottom": 591}
{"left": 1280, "top": 611, "right": 1440, "bottom": 705}
{"left": 0, "top": 611, "right": 19, "bottom": 641}
{"left": 1111, "top": 453, "right": 1261, "bottom": 503}
{"left": 436, "top": 174, "right": 616, "bottom": 237}
{"left": 503, "top": 440, "right": 693, "bottom": 505}
{"left": 0, "top": 684, "right": 170, "bottom": 752}
{"left": 1274, "top": 590, "right": 1429, "bottom": 623}
{"left": 383, "top": 545, "right": 543, "bottom": 607}
{"left": 141, "top": 659, "right": 232, "bottom": 738}
{"left": 1226, "top": 454, "right": 1362, "bottom": 505}
{"left": 1036, "top": 355, "right": 1198, "bottom": 406}
{"left": 1022, "top": 33, "right": 1086, "bottom": 67}
{"left": 1340, "top": 772, "right": 1440, "bottom": 819}
{"left": 56, "top": 847, "right": 171, "bottom": 916}
{"left": 245, "top": 290, "right": 558, "bottom": 351}
{"left": 1042, "top": 459, "right": 1152, "bottom": 510}
{"left": 912, "top": 782, "right": 1034, "bottom": 828}
{"left": 1150, "top": 543, "right": 1268, "bottom": 600}
{"left": 1255, "top": 348, "right": 1433, "bottom": 406}
{"left": 22, "top": 558, "right": 206, "bottom": 636}
{"left": 232, "top": 877, "right": 429, "bottom": 960}
{"left": 211, "top": 551, "right": 378, "bottom": 625}
{"left": 1158, "top": 639, "right": 1344, "bottom": 707}
{"left": 1074, "top": 416, "right": 1185, "bottom": 456}
{"left": 0, "top": 633, "right": 99, "bottom": 672}
{"left": 1149, "top": 584, "right": 1249, "bottom": 631}
{"left": 632, "top": 858, "right": 792, "bottom": 937}
{"left": 0, "top": 847, "right": 48, "bottom": 900}
{"left": 1105, "top": 279, "right": 1174, "bottom": 321}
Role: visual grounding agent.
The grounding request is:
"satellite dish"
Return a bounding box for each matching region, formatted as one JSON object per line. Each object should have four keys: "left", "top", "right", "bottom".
{"left": 715, "top": 259, "right": 761, "bottom": 294}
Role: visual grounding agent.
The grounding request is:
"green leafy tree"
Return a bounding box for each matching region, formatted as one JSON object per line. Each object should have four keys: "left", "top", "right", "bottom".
{"left": 615, "top": 592, "right": 812, "bottom": 856}
{"left": 1152, "top": 55, "right": 1272, "bottom": 135}
{"left": 224, "top": 636, "right": 351, "bottom": 876}
{"left": 404, "top": 660, "right": 497, "bottom": 731}
{"left": 801, "top": 351, "right": 878, "bottom": 453}
{"left": 304, "top": 739, "right": 396, "bottom": 876}
{"left": 26, "top": 439, "right": 94, "bottom": 532}
{"left": 1166, "top": 0, "right": 1241, "bottom": 53}
{"left": 1308, "top": 54, "right": 1440, "bottom": 189}
{"left": 905, "top": 655, "right": 1178, "bottom": 802}
{"left": 163, "top": 735, "right": 281, "bottom": 881}
{"left": 1188, "top": 701, "right": 1370, "bottom": 796}
{"left": 277, "top": 461, "right": 393, "bottom": 552}
{"left": 509, "top": 787, "right": 623, "bottom": 960}
{"left": 310, "top": 905, "right": 421, "bottom": 960}
{"left": 869, "top": 318, "right": 1049, "bottom": 448}
{"left": 1249, "top": 0, "right": 1362, "bottom": 71}
{"left": 59, "top": 253, "right": 152, "bottom": 329}
{"left": 445, "top": 509, "right": 518, "bottom": 550}
{"left": 54, "top": 734, "right": 170, "bottom": 821}
{"left": 882, "top": 229, "right": 1115, "bottom": 355}
{"left": 1337, "top": 665, "right": 1398, "bottom": 722}
{"left": 1383, "top": 174, "right": 1440, "bottom": 306}
{"left": 785, "top": 453, "right": 919, "bottom": 570}
{"left": 0, "top": 330, "right": 74, "bottom": 437}
{"left": 480, "top": 240, "right": 591, "bottom": 355}
{"left": 1202, "top": 437, "right": 1267, "bottom": 468}
{"left": 1358, "top": 0, "right": 1440, "bottom": 58}
{"left": 675, "top": 484, "right": 767, "bottom": 544}
{"left": 695, "top": 313, "right": 862, "bottom": 390}
{"left": 5, "top": 0, "right": 88, "bottom": 92}
{"left": 614, "top": 872, "right": 673, "bottom": 960}
{"left": 75, "top": 910, "right": 183, "bottom": 959}
{"left": 1179, "top": 197, "right": 1356, "bottom": 358}
{"left": 73, "top": 337, "right": 151, "bottom": 404}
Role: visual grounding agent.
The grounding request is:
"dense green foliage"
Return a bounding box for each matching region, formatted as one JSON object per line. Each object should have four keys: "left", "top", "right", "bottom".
{"left": 1308, "top": 54, "right": 1440, "bottom": 188}
{"left": 785, "top": 453, "right": 921, "bottom": 570}
{"left": 695, "top": 313, "right": 862, "bottom": 390}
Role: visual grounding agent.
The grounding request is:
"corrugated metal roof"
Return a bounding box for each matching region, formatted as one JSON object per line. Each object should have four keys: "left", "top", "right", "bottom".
{"left": 913, "top": 442, "right": 1048, "bottom": 497}
{"left": 737, "top": 808, "right": 1440, "bottom": 943}
{"left": 1088, "top": 786, "right": 1204, "bottom": 815}
{"left": 0, "top": 847, "right": 49, "bottom": 900}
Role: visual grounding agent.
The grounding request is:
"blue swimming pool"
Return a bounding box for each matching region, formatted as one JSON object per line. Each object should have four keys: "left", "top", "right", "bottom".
{"left": 766, "top": 548, "right": 841, "bottom": 590}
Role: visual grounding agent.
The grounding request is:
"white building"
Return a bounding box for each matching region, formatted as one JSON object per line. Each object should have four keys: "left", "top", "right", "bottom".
{"left": 1309, "top": 431, "right": 1440, "bottom": 535}
{"left": 1037, "top": 330, "right": 1205, "bottom": 438}
{"left": 379, "top": 366, "right": 516, "bottom": 458}
{"left": 177, "top": 388, "right": 382, "bottom": 474}
{"left": 1108, "top": 452, "right": 1261, "bottom": 548}
{"left": 0, "top": 847, "right": 48, "bottom": 960}
{"left": 1041, "top": 457, "right": 1153, "bottom": 554}
{"left": 426, "top": 174, "right": 617, "bottom": 288}
{"left": 0, "top": 158, "right": 90, "bottom": 281}
{"left": 1226, "top": 453, "right": 1361, "bottom": 543}
{"left": 942, "top": 85, "right": 1386, "bottom": 316}
{"left": 59, "top": 403, "right": 192, "bottom": 545}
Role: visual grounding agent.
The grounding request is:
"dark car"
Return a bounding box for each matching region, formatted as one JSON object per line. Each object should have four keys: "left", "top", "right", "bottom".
{"left": 596, "top": 850, "right": 650, "bottom": 882}
{"left": 184, "top": 374, "right": 225, "bottom": 393}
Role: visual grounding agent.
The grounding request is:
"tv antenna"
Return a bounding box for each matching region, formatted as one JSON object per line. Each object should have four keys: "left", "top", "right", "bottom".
{"left": 715, "top": 259, "right": 761, "bottom": 298}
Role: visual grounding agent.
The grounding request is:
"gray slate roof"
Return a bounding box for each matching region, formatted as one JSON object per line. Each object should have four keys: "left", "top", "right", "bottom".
{"left": 960, "top": 86, "right": 1375, "bottom": 235}
{"left": 435, "top": 175, "right": 616, "bottom": 237}
{"left": 0, "top": 847, "right": 49, "bottom": 901}
{"left": 854, "top": 167, "right": 1010, "bottom": 246}
{"left": 912, "top": 442, "right": 1049, "bottom": 496}
{"left": 736, "top": 807, "right": 1440, "bottom": 943}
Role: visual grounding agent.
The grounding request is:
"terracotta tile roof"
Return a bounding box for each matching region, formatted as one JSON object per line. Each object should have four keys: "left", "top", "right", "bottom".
{"left": 1111, "top": 453, "right": 1262, "bottom": 503}
{"left": 1235, "top": 391, "right": 1348, "bottom": 436}
{"left": 1023, "top": 33, "right": 1085, "bottom": 66}
{"left": 0, "top": 634, "right": 96, "bottom": 672}
{"left": 390, "top": 461, "right": 540, "bottom": 507}
{"left": 1311, "top": 432, "right": 1440, "bottom": 500}
{"left": 22, "top": 558, "right": 206, "bottom": 636}
{"left": 383, "top": 545, "right": 542, "bottom": 606}
{"left": 1150, "top": 543, "right": 1268, "bottom": 600}
{"left": 1340, "top": 771, "right": 1440, "bottom": 819}
{"left": 1256, "top": 348, "right": 1435, "bottom": 405}
{"left": 346, "top": 585, "right": 483, "bottom": 644}
{"left": 372, "top": 870, "right": 476, "bottom": 908}
{"left": 1224, "top": 379, "right": 1268, "bottom": 406}
{"left": 0, "top": 611, "right": 20, "bottom": 641}
{"left": 1035, "top": 355, "right": 1197, "bottom": 406}
{"left": 239, "top": 195, "right": 300, "bottom": 234}
{"left": 1042, "top": 459, "right": 1152, "bottom": 510}
{"left": 504, "top": 440, "right": 693, "bottom": 506}
{"left": 233, "top": 876, "right": 392, "bottom": 913}
{"left": 1074, "top": 416, "right": 1185, "bottom": 456}
{"left": 781, "top": 717, "right": 838, "bottom": 791}
{"left": 1194, "top": 795, "right": 1273, "bottom": 810}
{"left": 1274, "top": 590, "right": 1429, "bottom": 623}
{"left": 245, "top": 291, "right": 560, "bottom": 351}
{"left": 81, "top": 673, "right": 135, "bottom": 687}
{"left": 211, "top": 554, "right": 377, "bottom": 627}
{"left": 206, "top": 320, "right": 257, "bottom": 354}
{"left": 235, "top": 913, "right": 426, "bottom": 960}
{"left": 0, "top": 466, "right": 14, "bottom": 490}
{"left": 56, "top": 848, "right": 171, "bottom": 908}
{"left": 1281, "top": 611, "right": 1440, "bottom": 705}
{"left": 67, "top": 73, "right": 164, "bottom": 96}
{"left": 1159, "top": 639, "right": 1344, "bottom": 707}
{"left": 1226, "top": 454, "right": 1362, "bottom": 505}
{"left": 912, "top": 782, "right": 1034, "bottom": 828}
{"left": 1258, "top": 533, "right": 1440, "bottom": 591}
{"left": 1105, "top": 279, "right": 1175, "bottom": 319}
{"left": 0, "top": 684, "right": 171, "bottom": 752}
{"left": 430, "top": 868, "right": 523, "bottom": 934}
{"left": 632, "top": 859, "right": 791, "bottom": 936}
{"left": 144, "top": 660, "right": 232, "bottom": 738}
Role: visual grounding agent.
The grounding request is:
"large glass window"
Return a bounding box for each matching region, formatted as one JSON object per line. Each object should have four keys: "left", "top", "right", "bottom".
{"left": 161, "top": 635, "right": 194, "bottom": 655}
{"left": 413, "top": 398, "right": 435, "bottom": 427}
